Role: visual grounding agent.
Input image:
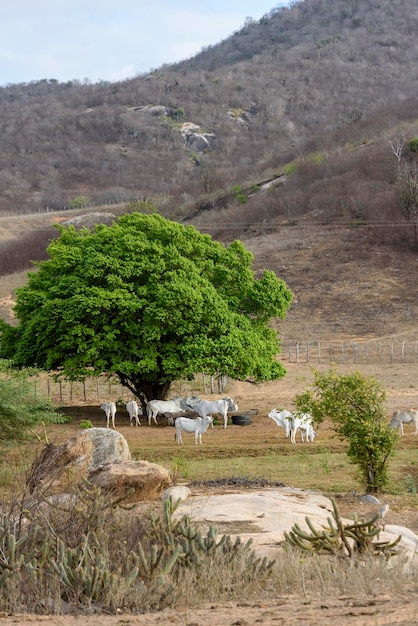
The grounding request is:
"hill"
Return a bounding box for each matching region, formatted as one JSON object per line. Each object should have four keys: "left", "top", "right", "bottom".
{"left": 1, "top": 0, "right": 418, "bottom": 213}
{"left": 0, "top": 0, "right": 417, "bottom": 343}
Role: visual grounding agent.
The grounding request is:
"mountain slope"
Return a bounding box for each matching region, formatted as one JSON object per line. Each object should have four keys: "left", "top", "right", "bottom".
{"left": 1, "top": 0, "right": 418, "bottom": 214}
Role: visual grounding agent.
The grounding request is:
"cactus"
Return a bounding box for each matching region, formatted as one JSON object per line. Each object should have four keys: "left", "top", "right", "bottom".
{"left": 284, "top": 497, "right": 401, "bottom": 558}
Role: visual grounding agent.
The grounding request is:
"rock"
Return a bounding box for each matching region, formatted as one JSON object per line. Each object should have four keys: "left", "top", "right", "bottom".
{"left": 359, "top": 494, "right": 381, "bottom": 505}
{"left": 161, "top": 485, "right": 191, "bottom": 502}
{"left": 180, "top": 122, "right": 216, "bottom": 154}
{"left": 133, "top": 105, "right": 175, "bottom": 117}
{"left": 27, "top": 428, "right": 172, "bottom": 502}
{"left": 62, "top": 212, "right": 117, "bottom": 230}
{"left": 174, "top": 487, "right": 418, "bottom": 565}
{"left": 89, "top": 460, "right": 172, "bottom": 503}
{"left": 27, "top": 428, "right": 131, "bottom": 494}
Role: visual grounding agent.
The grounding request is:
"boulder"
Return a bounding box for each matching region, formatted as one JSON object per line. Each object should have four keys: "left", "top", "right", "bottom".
{"left": 161, "top": 485, "right": 191, "bottom": 503}
{"left": 89, "top": 460, "right": 172, "bottom": 503}
{"left": 180, "top": 122, "right": 216, "bottom": 153}
{"left": 62, "top": 212, "right": 117, "bottom": 230}
{"left": 27, "top": 428, "right": 171, "bottom": 502}
{"left": 174, "top": 487, "right": 418, "bottom": 565}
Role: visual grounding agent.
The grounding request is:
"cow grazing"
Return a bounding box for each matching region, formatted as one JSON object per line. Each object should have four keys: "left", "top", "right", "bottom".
{"left": 390, "top": 409, "right": 418, "bottom": 436}
{"left": 146, "top": 399, "right": 184, "bottom": 426}
{"left": 175, "top": 416, "right": 213, "bottom": 445}
{"left": 100, "top": 401, "right": 117, "bottom": 429}
{"left": 268, "top": 409, "right": 293, "bottom": 438}
{"left": 194, "top": 397, "right": 238, "bottom": 429}
{"left": 126, "top": 400, "right": 141, "bottom": 426}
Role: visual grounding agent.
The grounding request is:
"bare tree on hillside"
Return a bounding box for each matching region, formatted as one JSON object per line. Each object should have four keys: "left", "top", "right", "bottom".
{"left": 395, "top": 162, "right": 418, "bottom": 247}
{"left": 387, "top": 129, "right": 407, "bottom": 167}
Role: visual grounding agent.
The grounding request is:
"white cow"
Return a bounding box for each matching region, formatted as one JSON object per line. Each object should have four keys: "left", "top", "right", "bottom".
{"left": 175, "top": 416, "right": 213, "bottom": 445}
{"left": 194, "top": 397, "right": 238, "bottom": 429}
{"left": 170, "top": 396, "right": 202, "bottom": 411}
{"left": 100, "top": 401, "right": 117, "bottom": 429}
{"left": 126, "top": 400, "right": 142, "bottom": 426}
{"left": 146, "top": 399, "right": 183, "bottom": 426}
{"left": 290, "top": 412, "right": 315, "bottom": 444}
{"left": 268, "top": 409, "right": 293, "bottom": 438}
{"left": 390, "top": 409, "right": 418, "bottom": 436}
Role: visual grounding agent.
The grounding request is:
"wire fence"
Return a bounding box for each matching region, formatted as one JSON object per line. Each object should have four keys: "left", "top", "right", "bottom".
{"left": 281, "top": 339, "right": 418, "bottom": 364}
{"left": 29, "top": 339, "right": 417, "bottom": 405}
{"left": 32, "top": 373, "right": 229, "bottom": 406}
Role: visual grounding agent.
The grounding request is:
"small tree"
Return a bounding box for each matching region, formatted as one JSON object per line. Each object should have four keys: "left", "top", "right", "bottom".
{"left": 295, "top": 369, "right": 398, "bottom": 493}
{"left": 0, "top": 360, "right": 66, "bottom": 443}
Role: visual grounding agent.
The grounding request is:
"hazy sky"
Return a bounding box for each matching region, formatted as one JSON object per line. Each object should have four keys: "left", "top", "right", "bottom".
{"left": 1, "top": 1, "right": 292, "bottom": 87}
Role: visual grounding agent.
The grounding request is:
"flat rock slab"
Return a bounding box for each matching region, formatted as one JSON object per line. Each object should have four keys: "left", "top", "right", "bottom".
{"left": 175, "top": 487, "right": 418, "bottom": 562}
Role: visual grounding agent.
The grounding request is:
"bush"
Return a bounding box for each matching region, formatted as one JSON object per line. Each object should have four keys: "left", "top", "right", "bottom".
{"left": 295, "top": 368, "right": 398, "bottom": 493}
{"left": 408, "top": 137, "right": 418, "bottom": 153}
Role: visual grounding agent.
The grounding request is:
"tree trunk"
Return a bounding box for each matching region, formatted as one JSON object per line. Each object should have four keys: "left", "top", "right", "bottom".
{"left": 116, "top": 372, "right": 172, "bottom": 413}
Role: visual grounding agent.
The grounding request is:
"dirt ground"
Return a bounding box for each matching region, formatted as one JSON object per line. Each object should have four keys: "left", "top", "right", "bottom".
{"left": 5, "top": 361, "right": 418, "bottom": 626}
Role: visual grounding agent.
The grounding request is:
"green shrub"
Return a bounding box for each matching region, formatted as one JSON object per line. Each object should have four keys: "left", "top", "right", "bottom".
{"left": 408, "top": 137, "right": 418, "bottom": 153}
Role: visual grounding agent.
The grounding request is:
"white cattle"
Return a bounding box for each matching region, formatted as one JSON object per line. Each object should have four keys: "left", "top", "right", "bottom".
{"left": 175, "top": 416, "right": 213, "bottom": 445}
{"left": 194, "top": 397, "right": 238, "bottom": 429}
{"left": 146, "top": 399, "right": 183, "bottom": 426}
{"left": 290, "top": 412, "right": 315, "bottom": 444}
{"left": 170, "top": 396, "right": 202, "bottom": 411}
{"left": 126, "top": 400, "right": 142, "bottom": 426}
{"left": 100, "top": 401, "right": 117, "bottom": 429}
{"left": 268, "top": 409, "right": 293, "bottom": 438}
{"left": 390, "top": 409, "right": 418, "bottom": 436}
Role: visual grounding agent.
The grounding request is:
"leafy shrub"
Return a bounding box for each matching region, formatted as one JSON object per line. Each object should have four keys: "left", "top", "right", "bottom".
{"left": 407, "top": 137, "right": 418, "bottom": 153}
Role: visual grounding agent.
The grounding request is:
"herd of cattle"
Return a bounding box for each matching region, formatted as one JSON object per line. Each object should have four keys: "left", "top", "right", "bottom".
{"left": 99, "top": 399, "right": 418, "bottom": 445}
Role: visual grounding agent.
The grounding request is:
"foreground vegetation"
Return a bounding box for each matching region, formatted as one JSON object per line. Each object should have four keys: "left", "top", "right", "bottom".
{"left": 0, "top": 469, "right": 415, "bottom": 616}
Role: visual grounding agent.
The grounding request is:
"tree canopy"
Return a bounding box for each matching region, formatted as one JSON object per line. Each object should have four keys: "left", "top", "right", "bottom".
{"left": 0, "top": 213, "right": 292, "bottom": 406}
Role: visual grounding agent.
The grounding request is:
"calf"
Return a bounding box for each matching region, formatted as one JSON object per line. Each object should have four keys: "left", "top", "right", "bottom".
{"left": 175, "top": 416, "right": 213, "bottom": 445}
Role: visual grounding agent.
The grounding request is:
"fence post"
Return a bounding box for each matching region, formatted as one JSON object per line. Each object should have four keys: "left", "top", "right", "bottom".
{"left": 306, "top": 342, "right": 309, "bottom": 363}
{"left": 354, "top": 342, "right": 358, "bottom": 363}
{"left": 401, "top": 341, "right": 405, "bottom": 362}
{"left": 295, "top": 342, "right": 299, "bottom": 363}
{"left": 318, "top": 342, "right": 321, "bottom": 363}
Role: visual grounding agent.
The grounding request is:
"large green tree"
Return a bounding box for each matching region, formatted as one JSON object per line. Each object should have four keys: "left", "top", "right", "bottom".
{"left": 0, "top": 213, "right": 292, "bottom": 408}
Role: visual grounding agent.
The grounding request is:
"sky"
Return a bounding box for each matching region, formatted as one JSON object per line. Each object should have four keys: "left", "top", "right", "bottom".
{"left": 0, "top": 1, "right": 292, "bottom": 87}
